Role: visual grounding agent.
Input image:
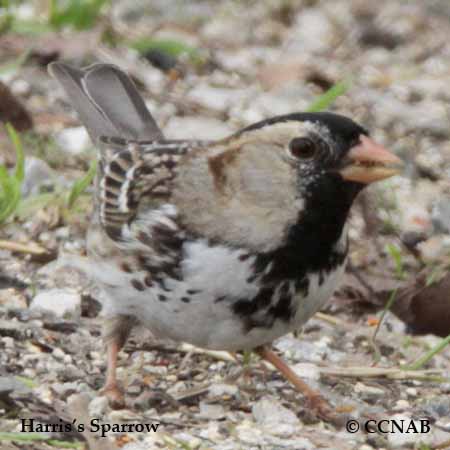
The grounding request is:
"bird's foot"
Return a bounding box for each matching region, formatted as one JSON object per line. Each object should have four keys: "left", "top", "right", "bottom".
{"left": 305, "top": 393, "right": 345, "bottom": 426}
{"left": 255, "top": 346, "right": 348, "bottom": 426}
{"left": 100, "top": 383, "right": 125, "bottom": 409}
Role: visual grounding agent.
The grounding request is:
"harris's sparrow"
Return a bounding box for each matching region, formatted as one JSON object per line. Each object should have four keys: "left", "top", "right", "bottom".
{"left": 49, "top": 63, "right": 403, "bottom": 421}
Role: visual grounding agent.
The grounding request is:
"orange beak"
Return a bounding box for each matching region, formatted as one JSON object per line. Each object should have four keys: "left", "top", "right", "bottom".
{"left": 339, "top": 135, "right": 404, "bottom": 184}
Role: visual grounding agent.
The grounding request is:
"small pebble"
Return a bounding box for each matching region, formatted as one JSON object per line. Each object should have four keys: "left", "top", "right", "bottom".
{"left": 393, "top": 399, "right": 410, "bottom": 411}
{"left": 56, "top": 127, "right": 91, "bottom": 154}
{"left": 406, "top": 387, "right": 417, "bottom": 397}
{"left": 252, "top": 397, "right": 301, "bottom": 437}
{"left": 52, "top": 348, "right": 66, "bottom": 360}
{"left": 30, "top": 289, "right": 82, "bottom": 318}
{"left": 89, "top": 396, "right": 109, "bottom": 417}
{"left": 198, "top": 402, "right": 226, "bottom": 420}
{"left": 209, "top": 383, "right": 238, "bottom": 397}
{"left": 292, "top": 363, "right": 320, "bottom": 380}
{"left": 2, "top": 337, "right": 14, "bottom": 349}
{"left": 354, "top": 382, "right": 385, "bottom": 398}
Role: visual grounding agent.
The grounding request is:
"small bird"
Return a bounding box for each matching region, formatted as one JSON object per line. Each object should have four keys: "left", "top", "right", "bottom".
{"left": 49, "top": 63, "right": 402, "bottom": 421}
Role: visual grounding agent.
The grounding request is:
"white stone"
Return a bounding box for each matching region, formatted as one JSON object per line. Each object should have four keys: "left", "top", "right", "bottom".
{"left": 209, "top": 383, "right": 238, "bottom": 397}
{"left": 354, "top": 382, "right": 385, "bottom": 397}
{"left": 406, "top": 387, "right": 417, "bottom": 397}
{"left": 292, "top": 363, "right": 321, "bottom": 380}
{"left": 252, "top": 397, "right": 301, "bottom": 437}
{"left": 52, "top": 347, "right": 66, "bottom": 360}
{"left": 286, "top": 9, "right": 334, "bottom": 54}
{"left": 16, "top": 3, "right": 34, "bottom": 20}
{"left": 30, "top": 288, "right": 81, "bottom": 318}
{"left": 56, "top": 126, "right": 91, "bottom": 154}
{"left": 2, "top": 337, "right": 14, "bottom": 349}
{"left": 11, "top": 79, "right": 30, "bottom": 96}
{"left": 89, "top": 396, "right": 109, "bottom": 417}
{"left": 419, "top": 236, "right": 450, "bottom": 262}
{"left": 198, "top": 402, "right": 225, "bottom": 420}
{"left": 393, "top": 399, "right": 410, "bottom": 411}
{"left": 236, "top": 420, "right": 265, "bottom": 445}
{"left": 0, "top": 288, "right": 27, "bottom": 309}
{"left": 274, "top": 336, "right": 328, "bottom": 363}
{"left": 197, "top": 421, "right": 222, "bottom": 441}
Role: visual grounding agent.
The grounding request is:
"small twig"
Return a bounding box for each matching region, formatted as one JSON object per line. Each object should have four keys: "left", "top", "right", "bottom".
{"left": 177, "top": 348, "right": 194, "bottom": 373}
{"left": 0, "top": 239, "right": 48, "bottom": 255}
{"left": 315, "top": 312, "right": 353, "bottom": 330}
{"left": 173, "top": 383, "right": 211, "bottom": 401}
{"left": 179, "top": 343, "right": 237, "bottom": 362}
{"left": 319, "top": 366, "right": 443, "bottom": 380}
{"left": 144, "top": 390, "right": 181, "bottom": 408}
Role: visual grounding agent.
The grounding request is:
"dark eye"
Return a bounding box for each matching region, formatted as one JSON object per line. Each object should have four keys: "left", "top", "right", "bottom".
{"left": 288, "top": 137, "right": 316, "bottom": 159}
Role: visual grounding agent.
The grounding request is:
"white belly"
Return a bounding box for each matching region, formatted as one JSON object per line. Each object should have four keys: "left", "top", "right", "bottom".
{"left": 93, "top": 239, "right": 346, "bottom": 350}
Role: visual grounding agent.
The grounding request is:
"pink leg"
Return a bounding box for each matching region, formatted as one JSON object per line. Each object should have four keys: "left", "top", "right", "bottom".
{"left": 255, "top": 346, "right": 342, "bottom": 424}
{"left": 100, "top": 337, "right": 125, "bottom": 408}
{"left": 100, "top": 316, "right": 135, "bottom": 408}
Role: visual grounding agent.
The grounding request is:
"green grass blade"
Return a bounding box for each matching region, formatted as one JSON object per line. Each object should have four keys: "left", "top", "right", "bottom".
{"left": 47, "top": 439, "right": 84, "bottom": 449}
{"left": 15, "top": 375, "right": 38, "bottom": 389}
{"left": 307, "top": 79, "right": 351, "bottom": 112}
{"left": 0, "top": 432, "right": 83, "bottom": 448}
{"left": 6, "top": 124, "right": 25, "bottom": 182}
{"left": 386, "top": 243, "right": 404, "bottom": 279}
{"left": 0, "top": 167, "right": 20, "bottom": 223}
{"left": 403, "top": 334, "right": 450, "bottom": 371}
{"left": 0, "top": 124, "right": 25, "bottom": 224}
{"left": 0, "top": 432, "right": 49, "bottom": 442}
{"left": 49, "top": 0, "right": 110, "bottom": 30}
{"left": 67, "top": 160, "right": 97, "bottom": 209}
{"left": 10, "top": 20, "right": 54, "bottom": 35}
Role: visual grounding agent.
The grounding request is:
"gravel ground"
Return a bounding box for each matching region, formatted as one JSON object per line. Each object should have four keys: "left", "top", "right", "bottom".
{"left": 1, "top": 1, "right": 450, "bottom": 449}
